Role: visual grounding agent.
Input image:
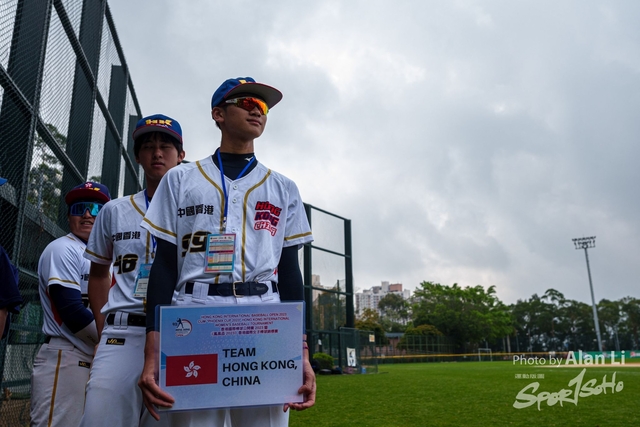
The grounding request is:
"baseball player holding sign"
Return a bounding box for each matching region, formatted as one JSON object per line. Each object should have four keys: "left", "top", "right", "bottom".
{"left": 80, "top": 115, "right": 185, "bottom": 427}
{"left": 30, "top": 182, "right": 111, "bottom": 427}
{"left": 138, "top": 77, "right": 316, "bottom": 427}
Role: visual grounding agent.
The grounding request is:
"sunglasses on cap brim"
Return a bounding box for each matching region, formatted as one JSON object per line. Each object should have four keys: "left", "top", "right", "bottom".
{"left": 69, "top": 201, "right": 104, "bottom": 217}
{"left": 225, "top": 97, "right": 269, "bottom": 115}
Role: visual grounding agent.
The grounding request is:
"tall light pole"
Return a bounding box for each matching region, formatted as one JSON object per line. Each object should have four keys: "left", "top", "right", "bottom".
{"left": 572, "top": 236, "right": 603, "bottom": 352}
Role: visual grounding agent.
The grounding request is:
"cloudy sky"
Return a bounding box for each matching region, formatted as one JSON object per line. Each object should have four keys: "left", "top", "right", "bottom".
{"left": 108, "top": 0, "right": 640, "bottom": 305}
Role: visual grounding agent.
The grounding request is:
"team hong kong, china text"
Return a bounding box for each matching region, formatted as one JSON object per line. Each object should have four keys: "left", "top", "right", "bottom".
{"left": 221, "top": 347, "right": 297, "bottom": 387}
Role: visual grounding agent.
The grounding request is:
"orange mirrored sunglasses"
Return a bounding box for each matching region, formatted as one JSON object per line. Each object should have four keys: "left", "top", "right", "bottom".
{"left": 225, "top": 97, "right": 269, "bottom": 115}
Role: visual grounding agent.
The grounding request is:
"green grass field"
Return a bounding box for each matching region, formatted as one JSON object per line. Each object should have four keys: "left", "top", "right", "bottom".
{"left": 289, "top": 361, "right": 640, "bottom": 427}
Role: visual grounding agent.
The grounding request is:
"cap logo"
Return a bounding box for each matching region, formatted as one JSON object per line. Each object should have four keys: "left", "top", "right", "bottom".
{"left": 84, "top": 183, "right": 93, "bottom": 188}
{"left": 238, "top": 79, "right": 247, "bottom": 84}
{"left": 145, "top": 119, "right": 172, "bottom": 127}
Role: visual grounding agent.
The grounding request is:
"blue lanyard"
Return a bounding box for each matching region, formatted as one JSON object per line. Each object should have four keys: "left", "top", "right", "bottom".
{"left": 144, "top": 190, "right": 157, "bottom": 257}
{"left": 217, "top": 150, "right": 255, "bottom": 233}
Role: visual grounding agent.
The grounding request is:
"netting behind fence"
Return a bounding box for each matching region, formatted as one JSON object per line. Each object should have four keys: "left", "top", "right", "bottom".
{"left": 302, "top": 204, "right": 354, "bottom": 337}
{"left": 308, "top": 328, "right": 379, "bottom": 375}
{"left": 0, "top": 1, "right": 141, "bottom": 424}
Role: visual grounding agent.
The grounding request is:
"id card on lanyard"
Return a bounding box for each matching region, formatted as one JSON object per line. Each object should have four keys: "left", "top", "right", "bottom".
{"left": 134, "top": 263, "right": 152, "bottom": 297}
{"left": 203, "top": 151, "right": 255, "bottom": 274}
{"left": 134, "top": 190, "right": 156, "bottom": 297}
{"left": 204, "top": 234, "right": 235, "bottom": 273}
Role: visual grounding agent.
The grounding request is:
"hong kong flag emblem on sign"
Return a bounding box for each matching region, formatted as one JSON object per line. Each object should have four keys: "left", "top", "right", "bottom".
{"left": 166, "top": 354, "right": 218, "bottom": 386}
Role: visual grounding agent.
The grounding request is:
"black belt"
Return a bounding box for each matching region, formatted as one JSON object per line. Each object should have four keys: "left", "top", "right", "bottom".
{"left": 44, "top": 336, "right": 52, "bottom": 343}
{"left": 185, "top": 281, "right": 275, "bottom": 297}
{"left": 106, "top": 313, "right": 146, "bottom": 327}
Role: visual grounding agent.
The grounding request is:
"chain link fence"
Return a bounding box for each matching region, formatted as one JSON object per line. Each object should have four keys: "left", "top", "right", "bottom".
{"left": 301, "top": 204, "right": 364, "bottom": 374}
{"left": 0, "top": 1, "right": 142, "bottom": 424}
{"left": 376, "top": 334, "right": 457, "bottom": 364}
{"left": 308, "top": 328, "right": 379, "bottom": 375}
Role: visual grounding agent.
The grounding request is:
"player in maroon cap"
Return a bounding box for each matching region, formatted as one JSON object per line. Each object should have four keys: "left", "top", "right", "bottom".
{"left": 30, "top": 181, "right": 111, "bottom": 427}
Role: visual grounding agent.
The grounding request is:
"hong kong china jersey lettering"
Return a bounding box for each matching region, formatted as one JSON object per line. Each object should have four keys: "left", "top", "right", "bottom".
{"left": 142, "top": 156, "right": 313, "bottom": 294}
{"left": 84, "top": 191, "right": 153, "bottom": 315}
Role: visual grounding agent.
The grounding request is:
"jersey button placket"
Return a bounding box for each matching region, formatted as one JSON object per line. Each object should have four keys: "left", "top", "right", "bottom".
{"left": 227, "top": 188, "right": 240, "bottom": 235}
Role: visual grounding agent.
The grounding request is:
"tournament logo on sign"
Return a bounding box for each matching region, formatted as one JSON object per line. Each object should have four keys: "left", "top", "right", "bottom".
{"left": 172, "top": 317, "right": 192, "bottom": 337}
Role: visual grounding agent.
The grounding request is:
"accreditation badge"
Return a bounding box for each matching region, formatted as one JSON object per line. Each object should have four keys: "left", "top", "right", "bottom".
{"left": 204, "top": 234, "right": 236, "bottom": 273}
{"left": 133, "top": 263, "right": 152, "bottom": 298}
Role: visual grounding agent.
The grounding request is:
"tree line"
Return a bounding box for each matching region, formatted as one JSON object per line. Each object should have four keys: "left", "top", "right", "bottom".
{"left": 356, "top": 281, "right": 640, "bottom": 353}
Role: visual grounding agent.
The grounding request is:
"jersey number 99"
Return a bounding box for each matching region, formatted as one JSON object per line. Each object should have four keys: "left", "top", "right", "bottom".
{"left": 181, "top": 231, "right": 209, "bottom": 257}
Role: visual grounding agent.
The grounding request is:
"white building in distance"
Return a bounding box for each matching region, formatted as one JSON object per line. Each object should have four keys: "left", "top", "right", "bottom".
{"left": 355, "top": 281, "right": 411, "bottom": 317}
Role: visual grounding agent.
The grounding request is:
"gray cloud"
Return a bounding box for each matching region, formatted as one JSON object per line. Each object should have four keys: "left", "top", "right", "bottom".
{"left": 109, "top": 0, "right": 640, "bottom": 304}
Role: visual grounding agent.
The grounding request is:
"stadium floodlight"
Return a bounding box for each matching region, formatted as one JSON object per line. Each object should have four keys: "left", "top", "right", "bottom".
{"left": 572, "top": 236, "right": 603, "bottom": 352}
{"left": 573, "top": 236, "right": 596, "bottom": 250}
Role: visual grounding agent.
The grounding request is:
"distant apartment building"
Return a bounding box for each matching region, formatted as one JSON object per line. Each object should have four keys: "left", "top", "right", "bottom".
{"left": 355, "top": 281, "right": 410, "bottom": 317}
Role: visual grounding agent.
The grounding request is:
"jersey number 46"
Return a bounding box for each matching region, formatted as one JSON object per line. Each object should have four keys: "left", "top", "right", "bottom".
{"left": 113, "top": 254, "right": 138, "bottom": 274}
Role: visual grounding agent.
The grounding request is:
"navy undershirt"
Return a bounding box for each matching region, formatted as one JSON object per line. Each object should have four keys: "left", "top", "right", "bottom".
{"left": 48, "top": 285, "right": 93, "bottom": 333}
{"left": 212, "top": 148, "right": 258, "bottom": 179}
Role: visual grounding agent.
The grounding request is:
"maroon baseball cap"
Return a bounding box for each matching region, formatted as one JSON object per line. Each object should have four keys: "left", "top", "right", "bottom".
{"left": 65, "top": 181, "right": 111, "bottom": 206}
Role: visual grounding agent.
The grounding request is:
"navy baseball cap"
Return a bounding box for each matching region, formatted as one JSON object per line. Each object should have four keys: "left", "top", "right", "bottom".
{"left": 0, "top": 177, "right": 6, "bottom": 186}
{"left": 132, "top": 114, "right": 183, "bottom": 143}
{"left": 65, "top": 182, "right": 111, "bottom": 206}
{"left": 211, "top": 77, "right": 282, "bottom": 109}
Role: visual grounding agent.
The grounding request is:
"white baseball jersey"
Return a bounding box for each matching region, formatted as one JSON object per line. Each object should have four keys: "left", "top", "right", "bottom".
{"left": 38, "top": 233, "right": 93, "bottom": 355}
{"left": 84, "top": 190, "right": 152, "bottom": 315}
{"left": 80, "top": 190, "right": 170, "bottom": 427}
{"left": 141, "top": 156, "right": 313, "bottom": 296}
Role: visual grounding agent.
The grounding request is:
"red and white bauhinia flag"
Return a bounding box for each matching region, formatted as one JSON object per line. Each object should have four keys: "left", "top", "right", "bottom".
{"left": 165, "top": 354, "right": 218, "bottom": 386}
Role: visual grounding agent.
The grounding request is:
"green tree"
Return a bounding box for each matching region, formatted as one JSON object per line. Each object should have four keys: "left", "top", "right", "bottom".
{"left": 378, "top": 293, "right": 410, "bottom": 332}
{"left": 511, "top": 289, "right": 565, "bottom": 352}
{"left": 396, "top": 324, "right": 443, "bottom": 351}
{"left": 313, "top": 282, "right": 346, "bottom": 331}
{"left": 557, "top": 299, "right": 595, "bottom": 351}
{"left": 620, "top": 297, "right": 640, "bottom": 349}
{"left": 411, "top": 281, "right": 512, "bottom": 352}
{"left": 510, "top": 290, "right": 604, "bottom": 352}
{"left": 28, "top": 124, "right": 66, "bottom": 221}
{"left": 355, "top": 308, "right": 388, "bottom": 346}
{"left": 541, "top": 288, "right": 566, "bottom": 346}
{"left": 598, "top": 299, "right": 623, "bottom": 351}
